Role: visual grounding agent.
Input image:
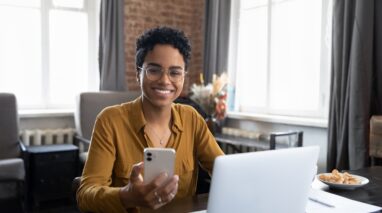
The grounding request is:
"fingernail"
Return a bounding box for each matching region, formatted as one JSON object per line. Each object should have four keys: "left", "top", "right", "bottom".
{"left": 161, "top": 172, "right": 168, "bottom": 178}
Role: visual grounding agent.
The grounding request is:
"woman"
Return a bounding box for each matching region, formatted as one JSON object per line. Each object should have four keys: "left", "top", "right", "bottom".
{"left": 77, "top": 26, "right": 224, "bottom": 213}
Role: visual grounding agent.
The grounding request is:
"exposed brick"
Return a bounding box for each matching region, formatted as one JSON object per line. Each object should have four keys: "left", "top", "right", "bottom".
{"left": 123, "top": 0, "right": 205, "bottom": 94}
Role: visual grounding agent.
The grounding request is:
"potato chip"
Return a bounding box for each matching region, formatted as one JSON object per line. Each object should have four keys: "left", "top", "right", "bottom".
{"left": 319, "top": 169, "right": 360, "bottom": 185}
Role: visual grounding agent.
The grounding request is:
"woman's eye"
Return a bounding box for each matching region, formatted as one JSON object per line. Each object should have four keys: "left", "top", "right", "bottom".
{"left": 170, "top": 70, "right": 182, "bottom": 76}
{"left": 147, "top": 68, "right": 162, "bottom": 74}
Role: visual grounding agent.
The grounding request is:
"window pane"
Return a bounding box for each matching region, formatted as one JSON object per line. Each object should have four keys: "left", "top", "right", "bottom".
{"left": 235, "top": 7, "right": 268, "bottom": 109}
{"left": 269, "top": 0, "right": 322, "bottom": 111}
{"left": 241, "top": 0, "right": 267, "bottom": 9}
{"left": 0, "top": 0, "right": 40, "bottom": 8}
{"left": 0, "top": 6, "right": 43, "bottom": 108}
{"left": 49, "top": 9, "right": 88, "bottom": 108}
{"left": 53, "top": 0, "right": 84, "bottom": 9}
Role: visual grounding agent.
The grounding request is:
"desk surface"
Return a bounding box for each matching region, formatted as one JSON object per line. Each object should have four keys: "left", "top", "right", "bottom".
{"left": 140, "top": 193, "right": 208, "bottom": 213}
{"left": 320, "top": 166, "right": 382, "bottom": 207}
{"left": 141, "top": 166, "right": 382, "bottom": 213}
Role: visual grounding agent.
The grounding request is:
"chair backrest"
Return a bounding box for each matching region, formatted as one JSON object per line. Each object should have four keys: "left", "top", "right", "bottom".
{"left": 269, "top": 131, "right": 303, "bottom": 149}
{"left": 370, "top": 115, "right": 382, "bottom": 165}
{"left": 74, "top": 91, "right": 141, "bottom": 140}
{"left": 0, "top": 93, "right": 20, "bottom": 159}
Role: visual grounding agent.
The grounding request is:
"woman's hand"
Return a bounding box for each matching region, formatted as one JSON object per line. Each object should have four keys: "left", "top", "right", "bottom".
{"left": 119, "top": 162, "right": 179, "bottom": 209}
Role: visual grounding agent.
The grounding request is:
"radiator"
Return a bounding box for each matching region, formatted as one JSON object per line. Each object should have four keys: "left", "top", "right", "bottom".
{"left": 20, "top": 128, "right": 76, "bottom": 146}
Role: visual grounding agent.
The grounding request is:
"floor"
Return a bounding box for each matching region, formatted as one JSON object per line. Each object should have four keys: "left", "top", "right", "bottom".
{"left": 0, "top": 198, "right": 80, "bottom": 213}
{"left": 32, "top": 199, "right": 80, "bottom": 213}
{"left": 34, "top": 205, "right": 79, "bottom": 213}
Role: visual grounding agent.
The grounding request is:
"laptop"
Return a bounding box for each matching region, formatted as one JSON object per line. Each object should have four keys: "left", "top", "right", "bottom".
{"left": 205, "top": 146, "right": 319, "bottom": 213}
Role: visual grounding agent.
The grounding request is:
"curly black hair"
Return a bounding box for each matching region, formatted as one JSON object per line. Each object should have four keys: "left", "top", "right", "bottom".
{"left": 136, "top": 26, "right": 191, "bottom": 71}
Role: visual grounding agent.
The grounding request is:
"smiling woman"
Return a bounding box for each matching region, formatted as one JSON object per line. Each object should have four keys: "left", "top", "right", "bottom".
{"left": 76, "top": 27, "right": 224, "bottom": 213}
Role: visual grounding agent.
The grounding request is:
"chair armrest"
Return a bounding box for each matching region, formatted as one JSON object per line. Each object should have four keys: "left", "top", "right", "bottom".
{"left": 19, "top": 140, "right": 27, "bottom": 152}
{"left": 19, "top": 140, "right": 28, "bottom": 162}
{"left": 73, "top": 134, "right": 91, "bottom": 153}
{"left": 269, "top": 131, "right": 303, "bottom": 149}
{"left": 73, "top": 134, "right": 90, "bottom": 146}
{"left": 18, "top": 140, "right": 29, "bottom": 185}
{"left": 72, "top": 176, "right": 81, "bottom": 197}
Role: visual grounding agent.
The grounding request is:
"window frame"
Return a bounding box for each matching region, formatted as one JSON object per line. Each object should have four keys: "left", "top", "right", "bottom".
{"left": 0, "top": 0, "right": 100, "bottom": 111}
{"left": 227, "top": 0, "right": 332, "bottom": 121}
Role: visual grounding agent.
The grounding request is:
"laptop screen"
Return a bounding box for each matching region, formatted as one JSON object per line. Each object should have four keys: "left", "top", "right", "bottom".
{"left": 207, "top": 146, "right": 319, "bottom": 213}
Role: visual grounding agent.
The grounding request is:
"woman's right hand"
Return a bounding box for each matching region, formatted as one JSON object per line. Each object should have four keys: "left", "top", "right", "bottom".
{"left": 119, "top": 162, "right": 179, "bottom": 210}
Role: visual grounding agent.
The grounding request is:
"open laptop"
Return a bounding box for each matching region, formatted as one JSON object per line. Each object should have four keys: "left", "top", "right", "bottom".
{"left": 205, "top": 146, "right": 319, "bottom": 213}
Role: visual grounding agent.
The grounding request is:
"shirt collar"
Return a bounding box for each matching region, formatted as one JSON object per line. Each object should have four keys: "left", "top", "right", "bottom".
{"left": 130, "top": 97, "right": 146, "bottom": 133}
{"left": 171, "top": 103, "right": 184, "bottom": 133}
{"left": 130, "top": 97, "right": 184, "bottom": 133}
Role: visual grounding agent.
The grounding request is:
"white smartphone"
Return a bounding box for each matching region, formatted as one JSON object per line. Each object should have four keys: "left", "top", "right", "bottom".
{"left": 143, "top": 148, "right": 176, "bottom": 183}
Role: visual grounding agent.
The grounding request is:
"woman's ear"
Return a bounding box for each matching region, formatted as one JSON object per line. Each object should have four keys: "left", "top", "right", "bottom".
{"left": 136, "top": 71, "right": 141, "bottom": 84}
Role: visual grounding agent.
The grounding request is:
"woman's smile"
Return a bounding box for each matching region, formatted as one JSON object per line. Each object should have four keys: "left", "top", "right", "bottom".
{"left": 152, "top": 87, "right": 174, "bottom": 95}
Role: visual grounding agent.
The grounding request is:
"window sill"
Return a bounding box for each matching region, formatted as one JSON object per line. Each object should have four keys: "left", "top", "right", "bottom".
{"left": 19, "top": 109, "right": 74, "bottom": 118}
{"left": 227, "top": 112, "right": 328, "bottom": 128}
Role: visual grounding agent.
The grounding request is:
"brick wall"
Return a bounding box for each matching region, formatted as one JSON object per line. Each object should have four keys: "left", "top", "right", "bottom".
{"left": 124, "top": 0, "right": 205, "bottom": 95}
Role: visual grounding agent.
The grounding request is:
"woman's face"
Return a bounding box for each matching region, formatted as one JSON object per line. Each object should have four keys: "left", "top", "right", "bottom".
{"left": 138, "top": 44, "right": 185, "bottom": 109}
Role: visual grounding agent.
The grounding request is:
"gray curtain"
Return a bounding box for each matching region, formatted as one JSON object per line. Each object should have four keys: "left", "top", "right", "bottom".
{"left": 373, "top": 1, "right": 382, "bottom": 114}
{"left": 99, "top": 0, "right": 126, "bottom": 91}
{"left": 327, "top": 0, "right": 382, "bottom": 171}
{"left": 203, "top": 0, "right": 231, "bottom": 84}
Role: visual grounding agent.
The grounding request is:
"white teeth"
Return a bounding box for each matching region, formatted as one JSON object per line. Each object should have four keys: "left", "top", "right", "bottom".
{"left": 154, "top": 88, "right": 171, "bottom": 94}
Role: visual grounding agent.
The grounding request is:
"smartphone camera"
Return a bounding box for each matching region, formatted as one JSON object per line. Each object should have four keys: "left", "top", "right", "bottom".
{"left": 146, "top": 152, "right": 152, "bottom": 161}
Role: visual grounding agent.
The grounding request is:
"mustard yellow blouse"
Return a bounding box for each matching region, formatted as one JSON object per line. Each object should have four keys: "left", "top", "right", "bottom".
{"left": 77, "top": 97, "right": 224, "bottom": 213}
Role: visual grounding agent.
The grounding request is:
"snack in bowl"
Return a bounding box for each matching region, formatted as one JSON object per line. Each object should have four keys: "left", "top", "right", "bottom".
{"left": 319, "top": 169, "right": 360, "bottom": 185}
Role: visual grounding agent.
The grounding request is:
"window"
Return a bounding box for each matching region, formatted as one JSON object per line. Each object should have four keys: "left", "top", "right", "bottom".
{"left": 0, "top": 0, "right": 99, "bottom": 110}
{"left": 228, "top": 0, "right": 332, "bottom": 119}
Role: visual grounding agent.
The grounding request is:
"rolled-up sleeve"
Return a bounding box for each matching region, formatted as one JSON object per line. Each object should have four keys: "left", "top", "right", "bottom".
{"left": 76, "top": 115, "right": 127, "bottom": 213}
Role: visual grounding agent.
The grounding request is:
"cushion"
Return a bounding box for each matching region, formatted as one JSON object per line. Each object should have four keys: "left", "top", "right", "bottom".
{"left": 0, "top": 158, "right": 25, "bottom": 181}
{"left": 0, "top": 182, "right": 18, "bottom": 199}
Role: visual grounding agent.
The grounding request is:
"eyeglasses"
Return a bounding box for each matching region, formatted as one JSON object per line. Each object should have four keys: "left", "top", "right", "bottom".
{"left": 138, "top": 65, "right": 186, "bottom": 83}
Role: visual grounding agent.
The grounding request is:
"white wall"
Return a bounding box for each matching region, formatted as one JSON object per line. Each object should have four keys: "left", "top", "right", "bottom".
{"left": 20, "top": 114, "right": 75, "bottom": 131}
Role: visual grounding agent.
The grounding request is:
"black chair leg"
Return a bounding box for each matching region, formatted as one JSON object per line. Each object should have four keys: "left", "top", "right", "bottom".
{"left": 18, "top": 181, "right": 27, "bottom": 213}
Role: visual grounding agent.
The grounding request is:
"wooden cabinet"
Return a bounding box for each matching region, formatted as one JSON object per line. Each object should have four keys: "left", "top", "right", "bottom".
{"left": 26, "top": 144, "right": 79, "bottom": 208}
